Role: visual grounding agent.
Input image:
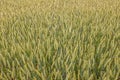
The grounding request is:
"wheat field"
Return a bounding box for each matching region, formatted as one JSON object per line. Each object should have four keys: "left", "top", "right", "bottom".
{"left": 0, "top": 0, "right": 120, "bottom": 80}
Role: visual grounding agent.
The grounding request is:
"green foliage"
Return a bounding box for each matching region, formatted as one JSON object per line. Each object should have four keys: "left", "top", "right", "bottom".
{"left": 0, "top": 0, "right": 120, "bottom": 80}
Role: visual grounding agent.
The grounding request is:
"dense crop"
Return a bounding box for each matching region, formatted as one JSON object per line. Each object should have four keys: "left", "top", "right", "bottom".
{"left": 0, "top": 0, "right": 120, "bottom": 80}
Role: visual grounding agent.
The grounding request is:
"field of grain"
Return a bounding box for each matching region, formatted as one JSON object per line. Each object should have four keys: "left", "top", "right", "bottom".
{"left": 0, "top": 0, "right": 120, "bottom": 80}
